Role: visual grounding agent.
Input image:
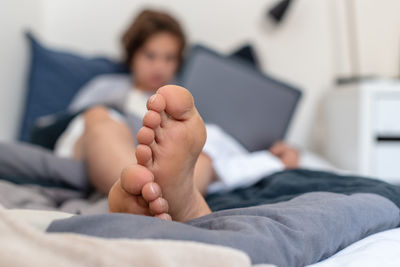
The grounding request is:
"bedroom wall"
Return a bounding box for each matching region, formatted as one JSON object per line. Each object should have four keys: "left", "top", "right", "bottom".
{"left": 1, "top": 0, "right": 400, "bottom": 152}
{"left": 0, "top": 0, "right": 44, "bottom": 141}
{"left": 355, "top": 0, "right": 400, "bottom": 78}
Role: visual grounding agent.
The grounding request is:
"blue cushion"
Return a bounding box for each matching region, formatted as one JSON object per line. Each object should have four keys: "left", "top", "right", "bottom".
{"left": 19, "top": 32, "right": 128, "bottom": 141}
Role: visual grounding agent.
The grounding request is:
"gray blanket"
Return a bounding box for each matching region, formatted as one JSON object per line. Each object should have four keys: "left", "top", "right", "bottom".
{"left": 1, "top": 142, "right": 400, "bottom": 266}
{"left": 47, "top": 192, "right": 400, "bottom": 267}
{"left": 0, "top": 142, "right": 109, "bottom": 214}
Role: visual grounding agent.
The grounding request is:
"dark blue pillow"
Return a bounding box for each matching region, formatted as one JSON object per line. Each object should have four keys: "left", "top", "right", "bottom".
{"left": 19, "top": 32, "right": 128, "bottom": 141}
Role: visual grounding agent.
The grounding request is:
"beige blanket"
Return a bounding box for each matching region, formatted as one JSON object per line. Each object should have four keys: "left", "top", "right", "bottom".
{"left": 0, "top": 206, "right": 275, "bottom": 267}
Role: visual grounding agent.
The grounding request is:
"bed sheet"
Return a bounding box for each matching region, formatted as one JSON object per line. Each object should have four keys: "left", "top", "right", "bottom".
{"left": 308, "top": 228, "right": 400, "bottom": 267}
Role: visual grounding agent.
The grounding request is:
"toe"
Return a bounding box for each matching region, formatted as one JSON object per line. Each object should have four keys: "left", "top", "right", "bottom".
{"left": 141, "top": 182, "right": 162, "bottom": 202}
{"left": 120, "top": 165, "right": 154, "bottom": 195}
{"left": 147, "top": 93, "right": 166, "bottom": 113}
{"left": 149, "top": 197, "right": 169, "bottom": 215}
{"left": 108, "top": 180, "right": 151, "bottom": 215}
{"left": 147, "top": 93, "right": 169, "bottom": 128}
{"left": 135, "top": 144, "right": 152, "bottom": 166}
{"left": 155, "top": 213, "right": 172, "bottom": 221}
{"left": 157, "top": 85, "right": 195, "bottom": 120}
{"left": 143, "top": 110, "right": 161, "bottom": 129}
{"left": 137, "top": 127, "right": 155, "bottom": 145}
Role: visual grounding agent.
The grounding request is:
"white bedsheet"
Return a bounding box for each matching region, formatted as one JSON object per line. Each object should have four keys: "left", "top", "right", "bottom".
{"left": 307, "top": 228, "right": 400, "bottom": 267}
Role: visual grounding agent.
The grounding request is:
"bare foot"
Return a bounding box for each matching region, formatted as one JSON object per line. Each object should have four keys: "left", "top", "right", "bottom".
{"left": 140, "top": 85, "right": 211, "bottom": 221}
{"left": 108, "top": 164, "right": 172, "bottom": 220}
{"left": 109, "top": 85, "right": 211, "bottom": 222}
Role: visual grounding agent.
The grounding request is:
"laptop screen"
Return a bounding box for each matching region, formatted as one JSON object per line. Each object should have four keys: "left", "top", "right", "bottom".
{"left": 178, "top": 45, "right": 302, "bottom": 152}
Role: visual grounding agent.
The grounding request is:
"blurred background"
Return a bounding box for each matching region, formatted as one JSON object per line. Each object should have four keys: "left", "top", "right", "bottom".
{"left": 1, "top": 0, "right": 400, "bottom": 178}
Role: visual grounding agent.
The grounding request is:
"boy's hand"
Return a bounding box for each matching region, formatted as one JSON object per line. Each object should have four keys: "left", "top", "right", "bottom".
{"left": 269, "top": 141, "right": 299, "bottom": 169}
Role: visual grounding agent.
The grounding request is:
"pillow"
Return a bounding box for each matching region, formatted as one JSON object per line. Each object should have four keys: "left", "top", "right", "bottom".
{"left": 19, "top": 32, "right": 128, "bottom": 141}
{"left": 229, "top": 43, "right": 260, "bottom": 69}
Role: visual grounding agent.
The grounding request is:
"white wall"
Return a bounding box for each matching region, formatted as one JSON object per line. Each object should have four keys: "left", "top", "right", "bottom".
{"left": 0, "top": 0, "right": 44, "bottom": 140}
{"left": 355, "top": 0, "right": 400, "bottom": 78}
{"left": 1, "top": 0, "right": 400, "bottom": 152}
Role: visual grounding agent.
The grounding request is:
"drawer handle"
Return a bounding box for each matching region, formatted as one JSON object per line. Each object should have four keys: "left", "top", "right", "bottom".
{"left": 376, "top": 136, "right": 400, "bottom": 142}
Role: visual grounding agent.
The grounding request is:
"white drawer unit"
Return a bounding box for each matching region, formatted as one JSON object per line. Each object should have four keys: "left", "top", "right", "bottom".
{"left": 375, "top": 95, "right": 400, "bottom": 135}
{"left": 374, "top": 142, "right": 400, "bottom": 184}
{"left": 322, "top": 79, "right": 400, "bottom": 184}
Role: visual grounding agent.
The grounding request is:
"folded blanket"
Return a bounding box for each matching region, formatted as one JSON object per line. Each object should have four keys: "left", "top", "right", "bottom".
{"left": 47, "top": 192, "right": 400, "bottom": 267}
{"left": 0, "top": 205, "right": 258, "bottom": 267}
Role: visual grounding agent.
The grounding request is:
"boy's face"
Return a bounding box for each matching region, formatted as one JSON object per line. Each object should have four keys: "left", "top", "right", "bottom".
{"left": 131, "top": 32, "right": 180, "bottom": 92}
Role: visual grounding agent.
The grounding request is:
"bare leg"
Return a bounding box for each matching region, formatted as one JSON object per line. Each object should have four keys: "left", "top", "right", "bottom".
{"left": 79, "top": 107, "right": 137, "bottom": 194}
{"left": 193, "top": 153, "right": 216, "bottom": 196}
{"left": 74, "top": 107, "right": 170, "bottom": 219}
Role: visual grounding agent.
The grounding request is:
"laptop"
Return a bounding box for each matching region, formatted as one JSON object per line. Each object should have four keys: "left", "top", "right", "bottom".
{"left": 178, "top": 45, "right": 302, "bottom": 152}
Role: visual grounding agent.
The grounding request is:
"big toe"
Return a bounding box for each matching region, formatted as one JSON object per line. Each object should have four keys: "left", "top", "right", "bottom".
{"left": 120, "top": 165, "right": 154, "bottom": 195}
{"left": 156, "top": 85, "right": 196, "bottom": 120}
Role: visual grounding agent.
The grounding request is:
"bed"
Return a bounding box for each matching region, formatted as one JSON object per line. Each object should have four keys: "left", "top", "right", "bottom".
{"left": 1, "top": 131, "right": 400, "bottom": 267}
{"left": 1, "top": 33, "right": 399, "bottom": 267}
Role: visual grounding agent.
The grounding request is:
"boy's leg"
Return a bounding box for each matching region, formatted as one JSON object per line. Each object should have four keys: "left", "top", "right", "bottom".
{"left": 193, "top": 153, "right": 215, "bottom": 196}
{"left": 79, "top": 107, "right": 137, "bottom": 194}
{"left": 76, "top": 107, "right": 170, "bottom": 219}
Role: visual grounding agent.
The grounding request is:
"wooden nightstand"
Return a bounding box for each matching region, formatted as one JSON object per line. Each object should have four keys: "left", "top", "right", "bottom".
{"left": 321, "top": 79, "right": 400, "bottom": 184}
